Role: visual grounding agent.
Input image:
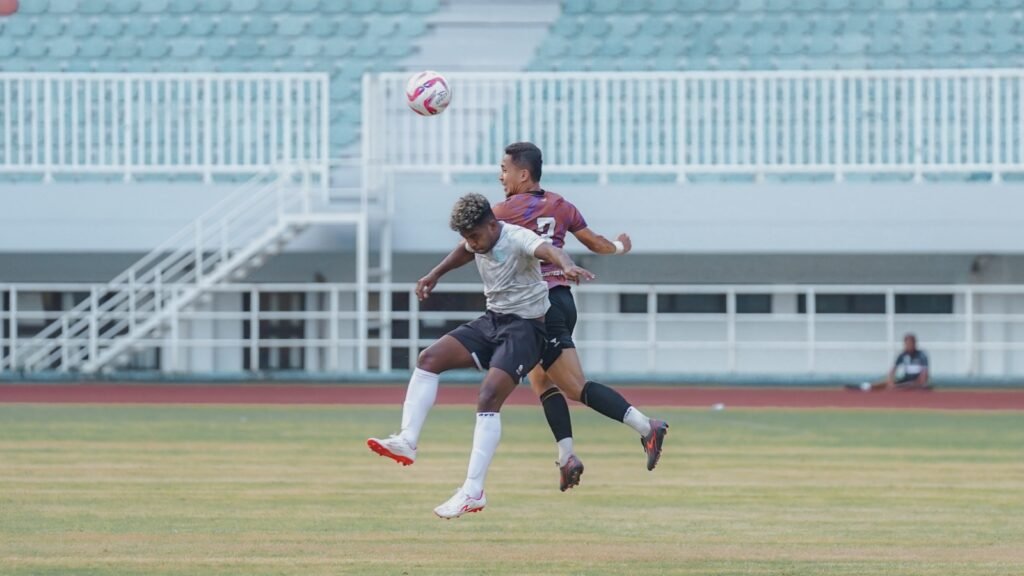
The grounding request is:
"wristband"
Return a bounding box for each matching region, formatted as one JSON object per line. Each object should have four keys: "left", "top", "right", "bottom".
{"left": 612, "top": 240, "right": 625, "bottom": 255}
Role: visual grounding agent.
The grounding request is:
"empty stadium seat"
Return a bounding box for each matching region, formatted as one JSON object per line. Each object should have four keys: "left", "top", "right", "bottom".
{"left": 537, "top": 0, "right": 1024, "bottom": 75}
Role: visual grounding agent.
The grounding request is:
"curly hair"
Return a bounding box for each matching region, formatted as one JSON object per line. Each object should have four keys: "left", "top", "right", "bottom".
{"left": 449, "top": 193, "right": 495, "bottom": 232}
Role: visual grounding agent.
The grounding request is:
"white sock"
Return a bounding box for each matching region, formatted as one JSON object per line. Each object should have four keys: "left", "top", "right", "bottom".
{"left": 398, "top": 368, "right": 440, "bottom": 448}
{"left": 462, "top": 412, "right": 501, "bottom": 498}
{"left": 623, "top": 406, "right": 652, "bottom": 437}
{"left": 556, "top": 438, "right": 574, "bottom": 467}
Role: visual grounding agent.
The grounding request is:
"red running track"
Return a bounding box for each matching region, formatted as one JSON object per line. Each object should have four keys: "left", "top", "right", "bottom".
{"left": 1, "top": 384, "right": 1023, "bottom": 410}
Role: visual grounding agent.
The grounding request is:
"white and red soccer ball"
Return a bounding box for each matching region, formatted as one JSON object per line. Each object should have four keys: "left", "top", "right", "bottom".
{"left": 405, "top": 71, "right": 451, "bottom": 116}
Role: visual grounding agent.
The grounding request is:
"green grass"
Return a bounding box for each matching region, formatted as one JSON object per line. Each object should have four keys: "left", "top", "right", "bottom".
{"left": 1, "top": 404, "right": 1022, "bottom": 575}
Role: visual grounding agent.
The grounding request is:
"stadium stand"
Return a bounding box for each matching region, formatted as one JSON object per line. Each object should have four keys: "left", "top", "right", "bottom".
{"left": 533, "top": 0, "right": 1024, "bottom": 71}
{"left": 0, "top": 0, "right": 442, "bottom": 153}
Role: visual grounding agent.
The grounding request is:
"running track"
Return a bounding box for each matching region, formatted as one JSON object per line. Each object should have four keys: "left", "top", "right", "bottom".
{"left": 1, "top": 384, "right": 1023, "bottom": 410}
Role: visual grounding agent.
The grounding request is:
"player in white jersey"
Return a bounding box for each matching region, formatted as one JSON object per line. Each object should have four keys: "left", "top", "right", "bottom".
{"left": 367, "top": 193, "right": 594, "bottom": 519}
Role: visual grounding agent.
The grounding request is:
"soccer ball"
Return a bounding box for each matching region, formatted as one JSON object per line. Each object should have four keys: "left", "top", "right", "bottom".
{"left": 405, "top": 71, "right": 451, "bottom": 116}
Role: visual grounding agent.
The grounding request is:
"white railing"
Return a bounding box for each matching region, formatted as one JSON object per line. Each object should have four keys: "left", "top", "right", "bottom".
{"left": 365, "top": 70, "right": 1024, "bottom": 182}
{"left": 5, "top": 282, "right": 1024, "bottom": 378}
{"left": 3, "top": 167, "right": 321, "bottom": 373}
{"left": 0, "top": 73, "right": 330, "bottom": 180}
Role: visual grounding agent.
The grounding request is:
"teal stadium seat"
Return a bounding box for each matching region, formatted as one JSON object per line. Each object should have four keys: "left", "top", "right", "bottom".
{"left": 36, "top": 20, "right": 63, "bottom": 38}
{"left": 366, "top": 19, "right": 398, "bottom": 38}
{"left": 581, "top": 16, "right": 611, "bottom": 37}
{"left": 738, "top": 0, "right": 766, "bottom": 10}
{"left": 563, "top": 0, "right": 589, "bottom": 14}
{"left": 597, "top": 39, "right": 629, "bottom": 58}
{"left": 638, "top": 18, "right": 670, "bottom": 37}
{"left": 20, "top": 42, "right": 47, "bottom": 59}
{"left": 185, "top": 18, "right": 215, "bottom": 36}
{"left": 383, "top": 42, "right": 413, "bottom": 58}
{"left": 230, "top": 0, "right": 259, "bottom": 10}
{"left": 19, "top": 0, "right": 48, "bottom": 13}
{"left": 323, "top": 41, "right": 354, "bottom": 58}
{"left": 290, "top": 0, "right": 319, "bottom": 12}
{"left": 308, "top": 19, "right": 337, "bottom": 38}
{"left": 168, "top": 0, "right": 200, "bottom": 13}
{"left": 650, "top": 0, "right": 681, "bottom": 11}
{"left": 338, "top": 20, "right": 367, "bottom": 37}
{"left": 111, "top": 39, "right": 141, "bottom": 59}
{"left": 246, "top": 18, "right": 277, "bottom": 36}
{"left": 551, "top": 17, "right": 579, "bottom": 37}
{"left": 958, "top": 35, "right": 987, "bottom": 54}
{"left": 204, "top": 38, "right": 233, "bottom": 59}
{"left": 80, "top": 0, "right": 108, "bottom": 14}
{"left": 409, "top": 0, "right": 440, "bottom": 13}
{"left": 708, "top": 0, "right": 739, "bottom": 11}
{"left": 352, "top": 43, "right": 382, "bottom": 58}
{"left": 396, "top": 18, "right": 427, "bottom": 38}
{"left": 291, "top": 38, "right": 321, "bottom": 58}
{"left": 989, "top": 35, "right": 1017, "bottom": 54}
{"left": 197, "top": 0, "right": 229, "bottom": 12}
{"left": 631, "top": 37, "right": 660, "bottom": 58}
{"left": 169, "top": 40, "right": 202, "bottom": 59}
{"left": 139, "top": 0, "right": 169, "bottom": 12}
{"left": 49, "top": 0, "right": 78, "bottom": 14}
{"left": 277, "top": 17, "right": 307, "bottom": 37}
{"left": 806, "top": 34, "right": 835, "bottom": 55}
{"left": 140, "top": 41, "right": 170, "bottom": 59}
{"left": 348, "top": 0, "right": 376, "bottom": 14}
{"left": 591, "top": 0, "right": 622, "bottom": 14}
{"left": 0, "top": 37, "right": 17, "bottom": 58}
{"left": 3, "top": 17, "right": 33, "bottom": 37}
{"left": 620, "top": 0, "right": 647, "bottom": 12}
{"left": 866, "top": 33, "right": 898, "bottom": 54}
{"left": 156, "top": 18, "right": 185, "bottom": 38}
{"left": 232, "top": 40, "right": 261, "bottom": 59}
{"left": 380, "top": 0, "right": 410, "bottom": 14}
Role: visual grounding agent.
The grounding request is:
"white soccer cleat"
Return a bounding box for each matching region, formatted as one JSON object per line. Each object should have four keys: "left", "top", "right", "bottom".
{"left": 367, "top": 434, "right": 417, "bottom": 466}
{"left": 433, "top": 488, "right": 486, "bottom": 519}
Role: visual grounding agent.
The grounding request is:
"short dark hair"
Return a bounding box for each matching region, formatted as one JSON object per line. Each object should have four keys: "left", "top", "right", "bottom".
{"left": 449, "top": 193, "right": 495, "bottom": 232}
{"left": 504, "top": 142, "right": 543, "bottom": 183}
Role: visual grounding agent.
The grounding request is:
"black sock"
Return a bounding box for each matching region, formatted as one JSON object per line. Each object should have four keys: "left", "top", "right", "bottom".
{"left": 539, "top": 387, "right": 573, "bottom": 442}
{"left": 580, "top": 380, "right": 631, "bottom": 422}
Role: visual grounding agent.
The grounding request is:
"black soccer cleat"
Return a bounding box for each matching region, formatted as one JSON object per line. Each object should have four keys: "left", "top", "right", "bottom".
{"left": 558, "top": 454, "right": 585, "bottom": 492}
{"left": 641, "top": 419, "right": 669, "bottom": 471}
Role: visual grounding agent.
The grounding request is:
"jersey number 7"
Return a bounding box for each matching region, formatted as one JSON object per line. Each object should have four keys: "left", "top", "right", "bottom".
{"left": 536, "top": 217, "right": 556, "bottom": 242}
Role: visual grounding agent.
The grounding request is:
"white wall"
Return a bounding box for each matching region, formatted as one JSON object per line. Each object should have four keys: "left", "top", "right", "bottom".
{"left": 389, "top": 178, "right": 1024, "bottom": 254}
{"left": 6, "top": 180, "right": 1024, "bottom": 255}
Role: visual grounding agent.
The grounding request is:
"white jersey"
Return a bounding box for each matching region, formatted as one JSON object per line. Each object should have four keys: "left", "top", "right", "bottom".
{"left": 467, "top": 223, "right": 550, "bottom": 319}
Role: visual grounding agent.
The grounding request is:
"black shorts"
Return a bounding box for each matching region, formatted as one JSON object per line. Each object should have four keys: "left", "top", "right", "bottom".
{"left": 540, "top": 285, "right": 577, "bottom": 370}
{"left": 448, "top": 310, "right": 547, "bottom": 381}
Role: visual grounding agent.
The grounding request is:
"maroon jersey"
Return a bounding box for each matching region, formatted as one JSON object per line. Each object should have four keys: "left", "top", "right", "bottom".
{"left": 493, "top": 190, "right": 588, "bottom": 288}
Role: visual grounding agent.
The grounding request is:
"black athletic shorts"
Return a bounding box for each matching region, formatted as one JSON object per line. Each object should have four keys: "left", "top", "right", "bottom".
{"left": 540, "top": 285, "right": 577, "bottom": 371}
{"left": 448, "top": 310, "right": 547, "bottom": 381}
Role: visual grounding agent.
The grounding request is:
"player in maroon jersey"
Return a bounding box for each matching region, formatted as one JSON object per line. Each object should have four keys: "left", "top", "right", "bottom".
{"left": 425, "top": 142, "right": 669, "bottom": 492}
{"left": 495, "top": 142, "right": 668, "bottom": 491}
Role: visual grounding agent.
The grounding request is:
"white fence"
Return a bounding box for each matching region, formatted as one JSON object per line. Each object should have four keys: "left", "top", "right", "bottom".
{"left": 5, "top": 282, "right": 1024, "bottom": 378}
{"left": 0, "top": 73, "right": 330, "bottom": 180}
{"left": 365, "top": 70, "right": 1024, "bottom": 182}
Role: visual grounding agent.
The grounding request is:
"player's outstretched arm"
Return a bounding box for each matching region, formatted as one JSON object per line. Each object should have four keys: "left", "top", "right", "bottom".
{"left": 534, "top": 242, "right": 595, "bottom": 285}
{"left": 416, "top": 241, "right": 476, "bottom": 301}
{"left": 572, "top": 228, "right": 632, "bottom": 256}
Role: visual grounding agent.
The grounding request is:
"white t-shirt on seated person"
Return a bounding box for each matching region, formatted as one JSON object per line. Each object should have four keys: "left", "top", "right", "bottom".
{"left": 465, "top": 223, "right": 550, "bottom": 319}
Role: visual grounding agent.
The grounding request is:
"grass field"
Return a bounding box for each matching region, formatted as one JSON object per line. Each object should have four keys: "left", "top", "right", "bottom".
{"left": 1, "top": 403, "right": 1023, "bottom": 575}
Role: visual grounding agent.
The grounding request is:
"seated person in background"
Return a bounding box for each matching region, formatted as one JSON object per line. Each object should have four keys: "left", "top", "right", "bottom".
{"left": 848, "top": 333, "right": 931, "bottom": 392}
